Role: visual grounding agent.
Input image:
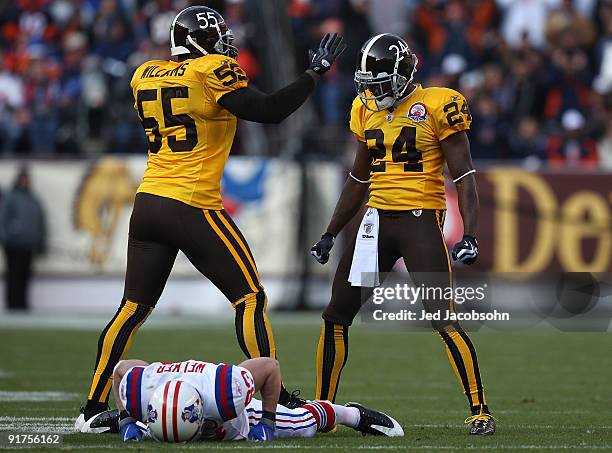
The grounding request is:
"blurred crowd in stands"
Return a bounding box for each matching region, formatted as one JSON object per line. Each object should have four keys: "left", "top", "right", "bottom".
{"left": 0, "top": 0, "right": 611, "bottom": 168}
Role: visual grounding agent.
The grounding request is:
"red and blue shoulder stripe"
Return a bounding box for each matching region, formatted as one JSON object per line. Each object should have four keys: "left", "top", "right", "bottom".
{"left": 214, "top": 364, "right": 237, "bottom": 421}
{"left": 125, "top": 366, "right": 145, "bottom": 421}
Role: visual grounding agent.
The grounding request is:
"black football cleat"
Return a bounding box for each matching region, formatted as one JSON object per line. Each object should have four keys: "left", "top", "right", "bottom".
{"left": 465, "top": 413, "right": 496, "bottom": 435}
{"left": 283, "top": 390, "right": 308, "bottom": 409}
{"left": 75, "top": 407, "right": 120, "bottom": 433}
{"left": 345, "top": 402, "right": 404, "bottom": 437}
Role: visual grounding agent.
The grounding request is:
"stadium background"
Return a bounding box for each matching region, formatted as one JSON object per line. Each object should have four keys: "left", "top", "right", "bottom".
{"left": 0, "top": 1, "right": 611, "bottom": 451}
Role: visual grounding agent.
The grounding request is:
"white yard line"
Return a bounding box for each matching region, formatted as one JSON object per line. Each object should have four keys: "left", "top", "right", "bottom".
{"left": 0, "top": 424, "right": 74, "bottom": 434}
{"left": 0, "top": 417, "right": 74, "bottom": 434}
{"left": 0, "top": 417, "right": 73, "bottom": 422}
{"left": 0, "top": 391, "right": 79, "bottom": 402}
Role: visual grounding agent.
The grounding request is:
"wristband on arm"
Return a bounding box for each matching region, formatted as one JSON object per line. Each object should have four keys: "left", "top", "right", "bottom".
{"left": 261, "top": 410, "right": 276, "bottom": 428}
{"left": 119, "top": 410, "right": 136, "bottom": 429}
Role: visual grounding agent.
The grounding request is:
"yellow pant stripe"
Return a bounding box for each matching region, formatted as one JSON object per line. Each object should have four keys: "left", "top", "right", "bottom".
{"left": 443, "top": 339, "right": 464, "bottom": 391}
{"left": 88, "top": 301, "right": 147, "bottom": 401}
{"left": 439, "top": 326, "right": 487, "bottom": 410}
{"left": 315, "top": 326, "right": 326, "bottom": 400}
{"left": 260, "top": 294, "right": 277, "bottom": 358}
{"left": 435, "top": 209, "right": 454, "bottom": 312}
{"left": 97, "top": 309, "right": 151, "bottom": 402}
{"left": 98, "top": 378, "right": 113, "bottom": 404}
{"left": 455, "top": 330, "right": 487, "bottom": 408}
{"left": 204, "top": 210, "right": 258, "bottom": 293}
{"left": 453, "top": 332, "right": 481, "bottom": 406}
{"left": 215, "top": 211, "right": 261, "bottom": 282}
{"left": 328, "top": 325, "right": 347, "bottom": 400}
{"left": 241, "top": 294, "right": 261, "bottom": 357}
{"left": 435, "top": 209, "right": 452, "bottom": 274}
{"left": 316, "top": 322, "right": 347, "bottom": 402}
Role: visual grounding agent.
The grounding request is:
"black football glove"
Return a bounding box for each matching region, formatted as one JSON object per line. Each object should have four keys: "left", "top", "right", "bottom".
{"left": 451, "top": 235, "right": 479, "bottom": 265}
{"left": 308, "top": 33, "right": 346, "bottom": 75}
{"left": 311, "top": 233, "right": 335, "bottom": 264}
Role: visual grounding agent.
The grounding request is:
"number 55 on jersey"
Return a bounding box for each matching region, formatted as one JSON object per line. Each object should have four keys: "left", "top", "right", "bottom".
{"left": 131, "top": 54, "right": 248, "bottom": 210}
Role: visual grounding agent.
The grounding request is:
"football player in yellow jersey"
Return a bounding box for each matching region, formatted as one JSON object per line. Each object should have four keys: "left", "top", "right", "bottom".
{"left": 310, "top": 34, "right": 495, "bottom": 435}
{"left": 75, "top": 5, "right": 346, "bottom": 432}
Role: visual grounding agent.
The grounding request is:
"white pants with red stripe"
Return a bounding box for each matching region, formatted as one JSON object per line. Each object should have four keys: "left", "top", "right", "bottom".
{"left": 222, "top": 399, "right": 336, "bottom": 440}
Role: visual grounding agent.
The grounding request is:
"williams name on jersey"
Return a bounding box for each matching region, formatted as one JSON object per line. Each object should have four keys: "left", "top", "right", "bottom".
{"left": 130, "top": 54, "right": 248, "bottom": 210}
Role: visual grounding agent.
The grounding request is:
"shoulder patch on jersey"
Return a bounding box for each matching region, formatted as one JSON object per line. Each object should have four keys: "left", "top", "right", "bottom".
{"left": 449, "top": 95, "right": 461, "bottom": 101}
{"left": 407, "top": 102, "right": 428, "bottom": 122}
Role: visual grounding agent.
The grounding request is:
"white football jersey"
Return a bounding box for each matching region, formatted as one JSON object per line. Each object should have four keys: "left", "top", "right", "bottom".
{"left": 119, "top": 359, "right": 255, "bottom": 437}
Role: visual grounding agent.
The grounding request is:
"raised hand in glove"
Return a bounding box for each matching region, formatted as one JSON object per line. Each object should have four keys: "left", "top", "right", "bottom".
{"left": 308, "top": 33, "right": 347, "bottom": 76}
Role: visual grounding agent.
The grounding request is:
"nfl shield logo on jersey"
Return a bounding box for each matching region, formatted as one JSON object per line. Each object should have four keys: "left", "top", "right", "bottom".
{"left": 407, "top": 103, "right": 427, "bottom": 122}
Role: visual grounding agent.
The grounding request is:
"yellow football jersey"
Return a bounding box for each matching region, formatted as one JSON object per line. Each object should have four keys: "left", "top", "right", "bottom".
{"left": 130, "top": 54, "right": 248, "bottom": 210}
{"left": 350, "top": 84, "right": 472, "bottom": 210}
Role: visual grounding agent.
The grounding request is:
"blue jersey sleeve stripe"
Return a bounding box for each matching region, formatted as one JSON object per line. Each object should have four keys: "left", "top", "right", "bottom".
{"left": 214, "top": 364, "right": 237, "bottom": 421}
{"left": 214, "top": 365, "right": 225, "bottom": 420}
{"left": 134, "top": 367, "right": 143, "bottom": 421}
{"left": 125, "top": 367, "right": 144, "bottom": 421}
{"left": 225, "top": 365, "right": 237, "bottom": 419}
{"left": 125, "top": 370, "right": 133, "bottom": 416}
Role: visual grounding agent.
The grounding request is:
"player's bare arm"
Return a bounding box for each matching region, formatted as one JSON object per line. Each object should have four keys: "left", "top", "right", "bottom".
{"left": 111, "top": 359, "right": 150, "bottom": 442}
{"left": 237, "top": 358, "right": 281, "bottom": 414}
{"left": 441, "top": 131, "right": 480, "bottom": 265}
{"left": 219, "top": 33, "right": 346, "bottom": 124}
{"left": 441, "top": 131, "right": 479, "bottom": 236}
{"left": 311, "top": 141, "right": 371, "bottom": 264}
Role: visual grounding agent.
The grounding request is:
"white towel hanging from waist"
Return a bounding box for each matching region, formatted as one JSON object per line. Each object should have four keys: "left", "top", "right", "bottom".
{"left": 348, "top": 206, "right": 379, "bottom": 287}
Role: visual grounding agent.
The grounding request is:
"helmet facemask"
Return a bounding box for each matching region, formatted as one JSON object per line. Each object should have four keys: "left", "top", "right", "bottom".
{"left": 212, "top": 25, "right": 238, "bottom": 59}
{"left": 185, "top": 23, "right": 238, "bottom": 59}
{"left": 355, "top": 71, "right": 409, "bottom": 112}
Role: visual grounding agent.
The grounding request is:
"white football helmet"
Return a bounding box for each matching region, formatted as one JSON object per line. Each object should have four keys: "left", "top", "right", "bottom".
{"left": 147, "top": 380, "right": 204, "bottom": 443}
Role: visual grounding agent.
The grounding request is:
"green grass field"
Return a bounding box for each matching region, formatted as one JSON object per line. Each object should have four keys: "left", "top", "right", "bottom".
{"left": 1, "top": 316, "right": 611, "bottom": 452}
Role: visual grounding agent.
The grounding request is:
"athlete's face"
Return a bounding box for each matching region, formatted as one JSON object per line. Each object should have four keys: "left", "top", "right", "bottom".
{"left": 370, "top": 80, "right": 393, "bottom": 98}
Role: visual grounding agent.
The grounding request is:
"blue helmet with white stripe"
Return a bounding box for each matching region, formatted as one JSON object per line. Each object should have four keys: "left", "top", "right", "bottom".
{"left": 355, "top": 34, "right": 418, "bottom": 112}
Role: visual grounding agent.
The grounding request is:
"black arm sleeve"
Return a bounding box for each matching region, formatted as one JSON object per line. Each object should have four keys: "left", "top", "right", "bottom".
{"left": 218, "top": 73, "right": 316, "bottom": 124}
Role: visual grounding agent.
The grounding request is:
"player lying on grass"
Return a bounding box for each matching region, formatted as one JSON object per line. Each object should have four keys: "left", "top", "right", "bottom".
{"left": 94, "top": 357, "right": 404, "bottom": 442}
